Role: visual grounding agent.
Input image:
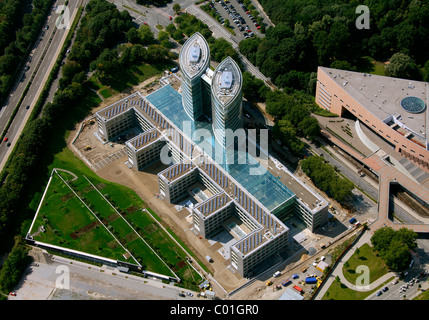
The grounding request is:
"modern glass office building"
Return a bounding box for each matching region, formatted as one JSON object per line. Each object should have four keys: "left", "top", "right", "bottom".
{"left": 95, "top": 34, "right": 328, "bottom": 277}
{"left": 179, "top": 32, "right": 210, "bottom": 121}
{"left": 211, "top": 57, "right": 243, "bottom": 148}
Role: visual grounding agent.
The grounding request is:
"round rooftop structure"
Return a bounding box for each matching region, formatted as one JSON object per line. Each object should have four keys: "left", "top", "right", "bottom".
{"left": 400, "top": 96, "right": 426, "bottom": 114}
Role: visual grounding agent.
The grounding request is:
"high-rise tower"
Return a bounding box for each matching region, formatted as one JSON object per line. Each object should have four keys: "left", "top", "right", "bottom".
{"left": 179, "top": 32, "right": 210, "bottom": 121}
{"left": 211, "top": 56, "right": 243, "bottom": 148}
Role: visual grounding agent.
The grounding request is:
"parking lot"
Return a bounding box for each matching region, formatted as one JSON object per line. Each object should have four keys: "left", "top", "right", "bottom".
{"left": 205, "top": 0, "right": 272, "bottom": 41}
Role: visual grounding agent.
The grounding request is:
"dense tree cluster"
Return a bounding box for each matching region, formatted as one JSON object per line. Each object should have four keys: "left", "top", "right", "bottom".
{"left": 167, "top": 13, "right": 213, "bottom": 44}
{"left": 265, "top": 88, "right": 321, "bottom": 154}
{"left": 240, "top": 0, "right": 429, "bottom": 93}
{"left": 301, "top": 155, "right": 354, "bottom": 203}
{"left": 0, "top": 0, "right": 136, "bottom": 248}
{"left": 0, "top": 0, "right": 53, "bottom": 102}
{"left": 371, "top": 227, "right": 417, "bottom": 271}
{"left": 0, "top": 237, "right": 32, "bottom": 294}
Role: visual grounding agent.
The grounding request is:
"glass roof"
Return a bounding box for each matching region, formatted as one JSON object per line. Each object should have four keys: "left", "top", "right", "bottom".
{"left": 400, "top": 96, "right": 426, "bottom": 114}
{"left": 145, "top": 85, "right": 295, "bottom": 212}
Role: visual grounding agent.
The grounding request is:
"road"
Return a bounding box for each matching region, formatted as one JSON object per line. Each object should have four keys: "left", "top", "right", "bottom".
{"left": 108, "top": 0, "right": 195, "bottom": 37}
{"left": 303, "top": 137, "right": 424, "bottom": 225}
{"left": 186, "top": 4, "right": 271, "bottom": 84}
{"left": 0, "top": 0, "right": 83, "bottom": 172}
{"left": 109, "top": 0, "right": 272, "bottom": 86}
{"left": 9, "top": 248, "right": 198, "bottom": 300}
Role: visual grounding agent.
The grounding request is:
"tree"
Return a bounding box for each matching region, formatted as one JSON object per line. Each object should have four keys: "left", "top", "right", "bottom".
{"left": 298, "top": 117, "right": 320, "bottom": 141}
{"left": 371, "top": 227, "right": 417, "bottom": 271}
{"left": 423, "top": 60, "right": 429, "bottom": 82}
{"left": 137, "top": 24, "right": 155, "bottom": 45}
{"left": 385, "top": 52, "right": 422, "bottom": 80}
{"left": 173, "top": 3, "right": 181, "bottom": 14}
{"left": 0, "top": 236, "right": 32, "bottom": 292}
{"left": 126, "top": 27, "right": 141, "bottom": 44}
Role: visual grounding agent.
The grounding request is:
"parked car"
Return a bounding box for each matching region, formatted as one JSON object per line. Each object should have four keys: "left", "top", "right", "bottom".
{"left": 178, "top": 293, "right": 185, "bottom": 297}
{"left": 376, "top": 291, "right": 382, "bottom": 296}
{"left": 9, "top": 292, "right": 16, "bottom": 296}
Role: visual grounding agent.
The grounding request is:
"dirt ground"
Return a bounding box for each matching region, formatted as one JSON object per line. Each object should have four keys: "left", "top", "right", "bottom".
{"left": 66, "top": 74, "right": 360, "bottom": 300}
{"left": 68, "top": 78, "right": 250, "bottom": 296}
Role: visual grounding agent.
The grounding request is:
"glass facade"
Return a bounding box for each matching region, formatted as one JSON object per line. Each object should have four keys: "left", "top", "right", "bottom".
{"left": 145, "top": 85, "right": 295, "bottom": 214}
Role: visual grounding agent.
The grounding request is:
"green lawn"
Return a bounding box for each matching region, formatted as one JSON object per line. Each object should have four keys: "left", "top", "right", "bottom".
{"left": 342, "top": 243, "right": 389, "bottom": 285}
{"left": 371, "top": 60, "right": 386, "bottom": 76}
{"left": 89, "top": 62, "right": 174, "bottom": 94}
{"left": 29, "top": 146, "right": 203, "bottom": 288}
{"left": 322, "top": 276, "right": 395, "bottom": 300}
{"left": 30, "top": 173, "right": 130, "bottom": 262}
{"left": 413, "top": 289, "right": 429, "bottom": 300}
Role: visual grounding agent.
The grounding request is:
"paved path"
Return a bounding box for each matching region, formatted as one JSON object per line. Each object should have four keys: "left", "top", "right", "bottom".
{"left": 321, "top": 128, "right": 429, "bottom": 233}
{"left": 314, "top": 230, "right": 396, "bottom": 300}
{"left": 186, "top": 4, "right": 273, "bottom": 88}
{"left": 53, "top": 168, "right": 78, "bottom": 181}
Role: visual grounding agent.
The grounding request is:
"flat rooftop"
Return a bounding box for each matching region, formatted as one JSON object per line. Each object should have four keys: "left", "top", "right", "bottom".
{"left": 126, "top": 129, "right": 160, "bottom": 152}
{"left": 145, "top": 85, "right": 297, "bottom": 213}
{"left": 179, "top": 32, "right": 210, "bottom": 79}
{"left": 320, "top": 67, "right": 429, "bottom": 143}
{"left": 212, "top": 57, "right": 242, "bottom": 107}
{"left": 96, "top": 92, "right": 143, "bottom": 121}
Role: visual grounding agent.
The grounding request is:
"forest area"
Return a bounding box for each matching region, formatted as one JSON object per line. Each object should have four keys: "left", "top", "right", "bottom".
{"left": 0, "top": 0, "right": 54, "bottom": 103}
{"left": 0, "top": 0, "right": 175, "bottom": 294}
{"left": 237, "top": 0, "right": 429, "bottom": 155}
{"left": 242, "top": 0, "right": 429, "bottom": 90}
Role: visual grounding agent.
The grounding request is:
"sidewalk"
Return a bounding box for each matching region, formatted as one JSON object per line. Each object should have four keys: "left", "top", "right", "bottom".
{"left": 313, "top": 230, "right": 395, "bottom": 300}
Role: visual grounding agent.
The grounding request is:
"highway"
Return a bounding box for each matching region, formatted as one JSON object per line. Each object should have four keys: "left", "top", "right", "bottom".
{"left": 0, "top": 0, "right": 83, "bottom": 172}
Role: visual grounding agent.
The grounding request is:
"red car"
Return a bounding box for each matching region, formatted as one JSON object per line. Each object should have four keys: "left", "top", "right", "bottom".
{"left": 169, "top": 16, "right": 172, "bottom": 20}
{"left": 9, "top": 292, "right": 16, "bottom": 296}
{"left": 4, "top": 137, "right": 8, "bottom": 142}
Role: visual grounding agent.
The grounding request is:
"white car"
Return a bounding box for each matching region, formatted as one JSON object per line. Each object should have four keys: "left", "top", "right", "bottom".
{"left": 186, "top": 292, "right": 193, "bottom": 297}
{"left": 312, "top": 261, "right": 318, "bottom": 267}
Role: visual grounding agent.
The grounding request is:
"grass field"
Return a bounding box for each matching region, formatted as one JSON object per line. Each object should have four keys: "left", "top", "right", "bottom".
{"left": 322, "top": 276, "right": 395, "bottom": 300}
{"left": 29, "top": 172, "right": 132, "bottom": 263}
{"left": 89, "top": 61, "right": 174, "bottom": 95}
{"left": 342, "top": 243, "right": 389, "bottom": 285}
{"left": 370, "top": 60, "right": 387, "bottom": 76}
{"left": 29, "top": 146, "right": 203, "bottom": 288}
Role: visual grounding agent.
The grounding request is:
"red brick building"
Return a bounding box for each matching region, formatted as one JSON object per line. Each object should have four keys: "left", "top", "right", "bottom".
{"left": 316, "top": 67, "right": 429, "bottom": 171}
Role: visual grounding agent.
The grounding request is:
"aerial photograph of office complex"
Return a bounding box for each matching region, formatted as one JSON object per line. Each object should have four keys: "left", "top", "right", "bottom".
{"left": 0, "top": 0, "right": 429, "bottom": 308}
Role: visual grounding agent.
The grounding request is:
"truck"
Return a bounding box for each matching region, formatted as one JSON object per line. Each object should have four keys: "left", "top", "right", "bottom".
{"left": 281, "top": 279, "right": 292, "bottom": 286}
{"left": 293, "top": 285, "right": 303, "bottom": 293}
{"left": 273, "top": 271, "right": 281, "bottom": 277}
{"left": 305, "top": 277, "right": 318, "bottom": 284}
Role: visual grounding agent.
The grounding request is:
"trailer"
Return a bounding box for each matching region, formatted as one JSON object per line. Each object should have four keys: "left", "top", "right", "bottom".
{"left": 305, "top": 277, "right": 318, "bottom": 284}
{"left": 293, "top": 285, "right": 303, "bottom": 293}
{"left": 282, "top": 279, "right": 292, "bottom": 286}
